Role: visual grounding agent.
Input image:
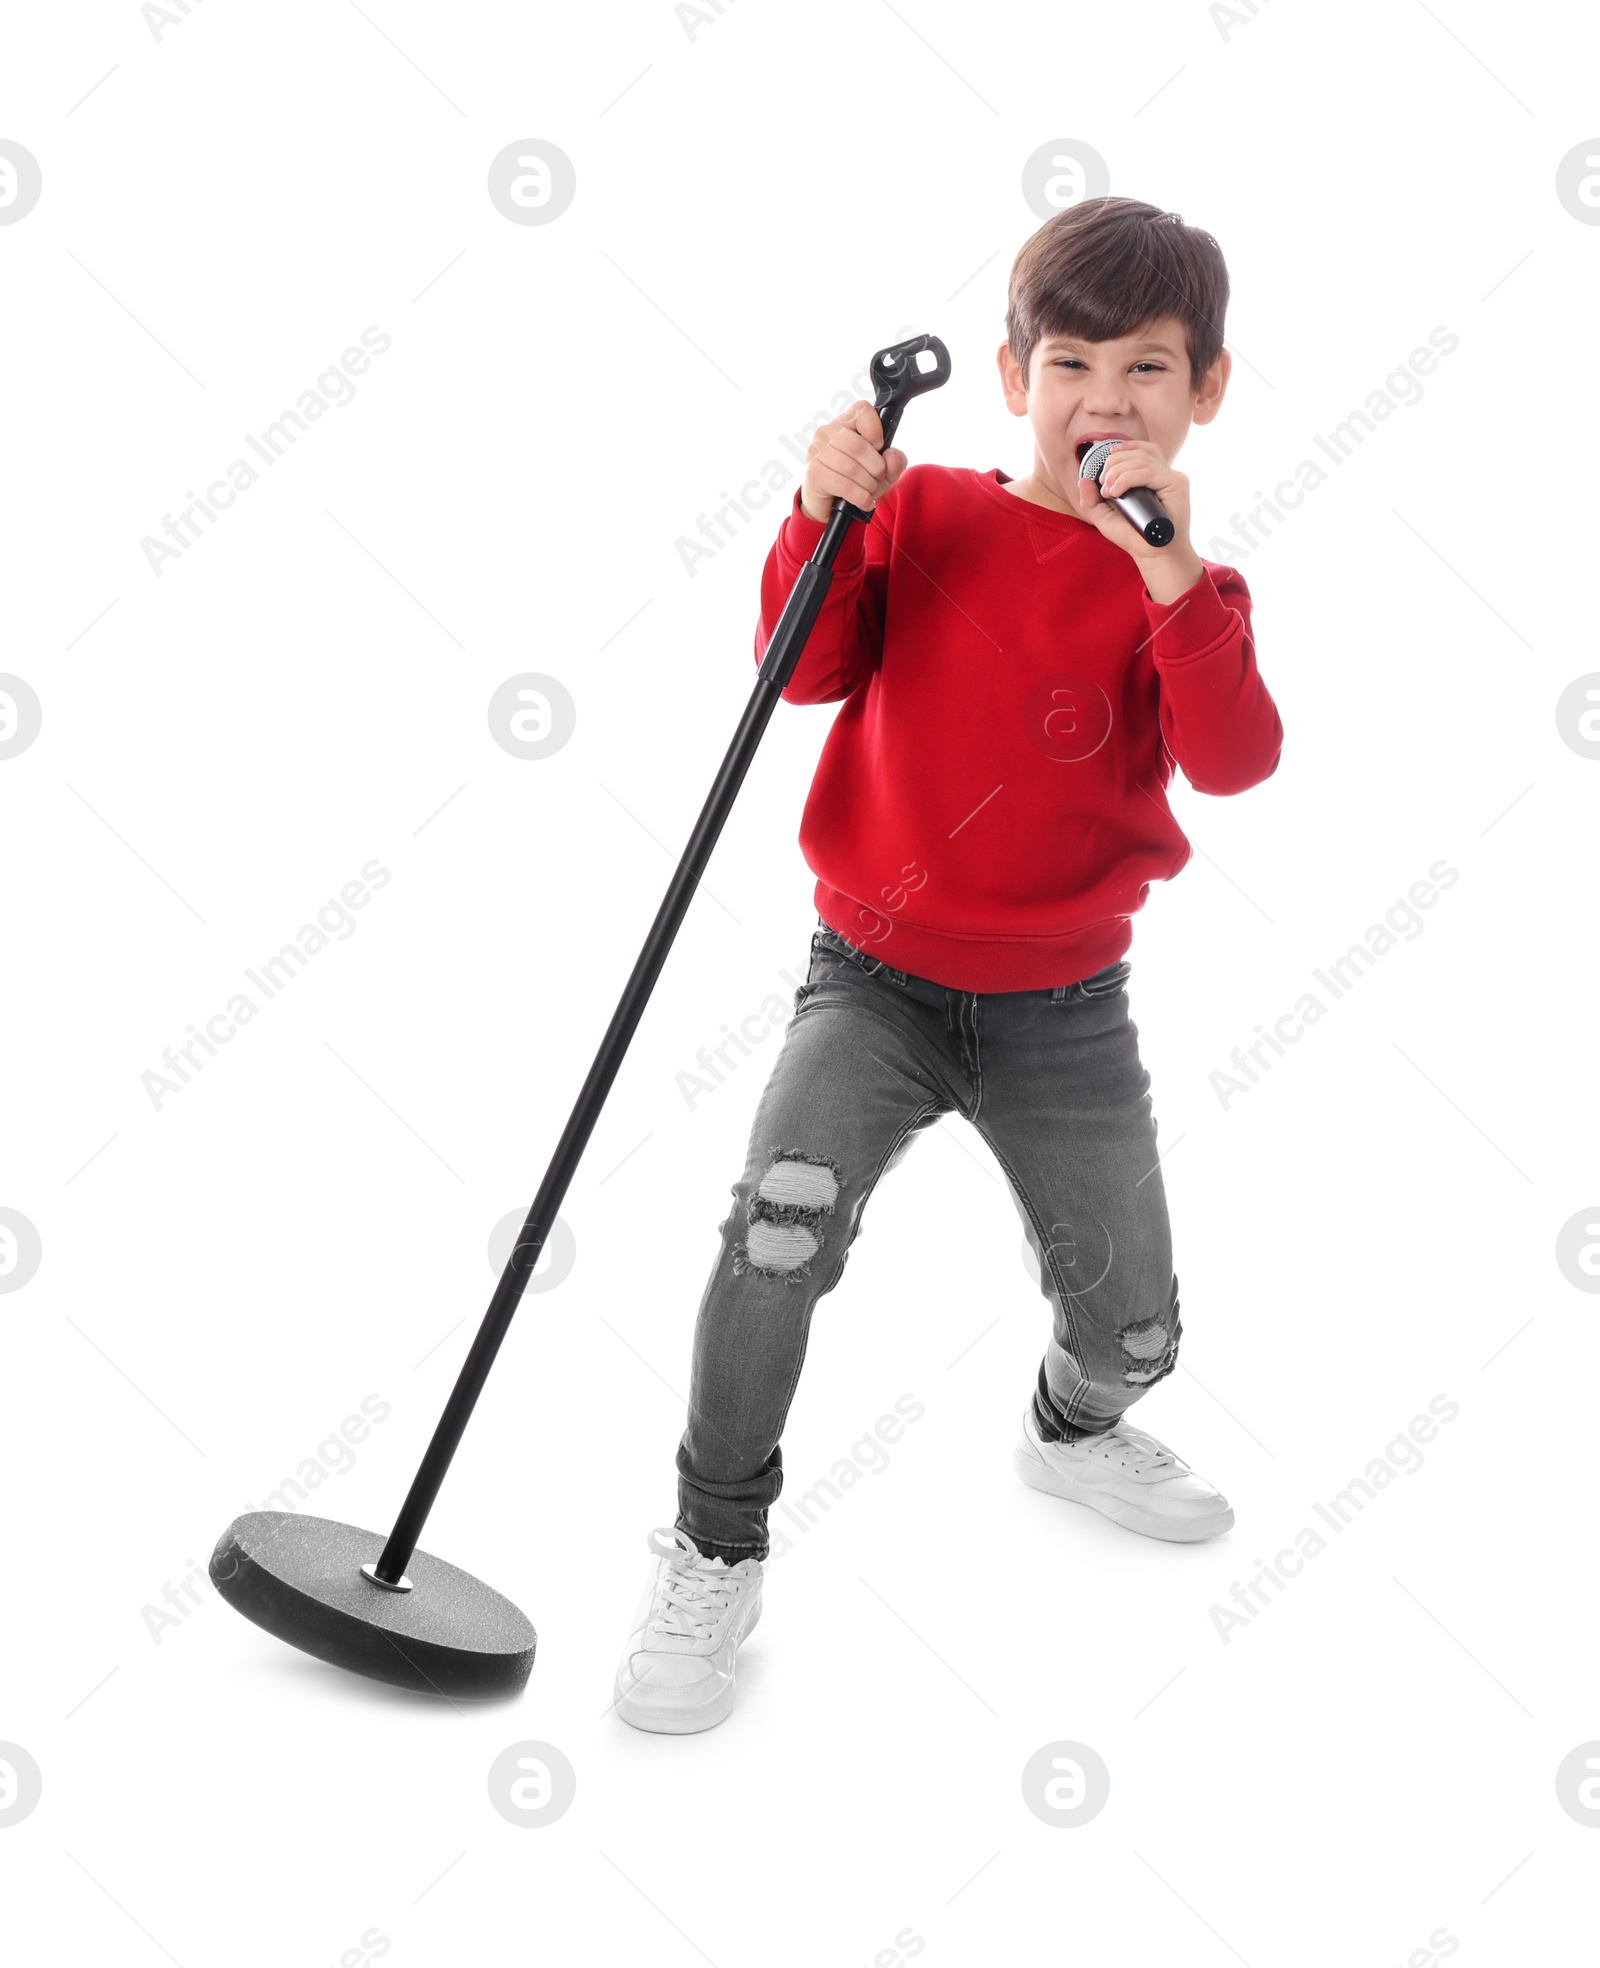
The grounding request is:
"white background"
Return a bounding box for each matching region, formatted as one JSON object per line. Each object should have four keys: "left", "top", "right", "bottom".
{"left": 3, "top": 1, "right": 1598, "bottom": 1961}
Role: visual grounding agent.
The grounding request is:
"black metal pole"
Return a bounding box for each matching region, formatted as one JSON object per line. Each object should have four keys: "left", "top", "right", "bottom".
{"left": 372, "top": 335, "right": 949, "bottom": 1587}
{"left": 371, "top": 515, "right": 847, "bottom": 1582}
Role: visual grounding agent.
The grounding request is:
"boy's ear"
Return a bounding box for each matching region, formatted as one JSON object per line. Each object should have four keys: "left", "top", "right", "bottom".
{"left": 996, "top": 341, "right": 1031, "bottom": 417}
{"left": 1190, "top": 348, "right": 1231, "bottom": 428}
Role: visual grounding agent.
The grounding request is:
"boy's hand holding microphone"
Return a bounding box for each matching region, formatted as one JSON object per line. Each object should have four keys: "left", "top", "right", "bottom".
{"left": 1076, "top": 438, "right": 1204, "bottom": 603}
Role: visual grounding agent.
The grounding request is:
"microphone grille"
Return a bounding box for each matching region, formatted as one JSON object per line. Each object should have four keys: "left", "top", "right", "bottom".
{"left": 1077, "top": 438, "right": 1123, "bottom": 483}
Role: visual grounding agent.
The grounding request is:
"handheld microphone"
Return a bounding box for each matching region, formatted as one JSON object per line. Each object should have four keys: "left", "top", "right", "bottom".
{"left": 1077, "top": 439, "right": 1175, "bottom": 548}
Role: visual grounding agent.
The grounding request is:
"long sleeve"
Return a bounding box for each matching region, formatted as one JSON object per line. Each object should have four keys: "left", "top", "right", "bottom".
{"left": 1143, "top": 562, "right": 1283, "bottom": 796}
{"left": 754, "top": 486, "right": 893, "bottom": 705}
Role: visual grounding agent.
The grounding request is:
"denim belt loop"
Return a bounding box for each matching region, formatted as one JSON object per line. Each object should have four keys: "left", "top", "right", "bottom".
{"left": 846, "top": 935, "right": 905, "bottom": 988}
{"left": 1050, "top": 983, "right": 1068, "bottom": 1002}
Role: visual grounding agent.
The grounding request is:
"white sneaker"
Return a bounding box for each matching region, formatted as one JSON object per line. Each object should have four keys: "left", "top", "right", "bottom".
{"left": 1013, "top": 1405, "right": 1234, "bottom": 1542}
{"left": 612, "top": 1526, "right": 764, "bottom": 1734}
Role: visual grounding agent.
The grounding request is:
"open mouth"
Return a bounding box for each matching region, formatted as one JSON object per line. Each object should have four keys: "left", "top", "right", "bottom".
{"left": 1074, "top": 432, "right": 1132, "bottom": 468}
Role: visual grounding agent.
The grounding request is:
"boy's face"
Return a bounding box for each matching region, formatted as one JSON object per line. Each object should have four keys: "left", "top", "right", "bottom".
{"left": 996, "top": 313, "right": 1229, "bottom": 516}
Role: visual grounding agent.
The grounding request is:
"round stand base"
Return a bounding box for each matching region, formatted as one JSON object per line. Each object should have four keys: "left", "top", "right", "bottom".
{"left": 209, "top": 1512, "right": 536, "bottom": 1700}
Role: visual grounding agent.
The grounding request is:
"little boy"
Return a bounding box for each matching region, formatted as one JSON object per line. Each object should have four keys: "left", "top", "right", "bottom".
{"left": 613, "top": 196, "right": 1284, "bottom": 1733}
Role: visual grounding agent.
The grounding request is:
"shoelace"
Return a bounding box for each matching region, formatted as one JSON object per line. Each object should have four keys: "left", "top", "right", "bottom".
{"left": 1084, "top": 1424, "right": 1182, "bottom": 1476}
{"left": 646, "top": 1526, "right": 744, "bottom": 1640}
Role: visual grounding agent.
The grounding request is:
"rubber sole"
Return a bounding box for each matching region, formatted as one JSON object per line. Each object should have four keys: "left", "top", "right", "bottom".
{"left": 613, "top": 1595, "right": 762, "bottom": 1735}
{"left": 1013, "top": 1438, "right": 1234, "bottom": 1543}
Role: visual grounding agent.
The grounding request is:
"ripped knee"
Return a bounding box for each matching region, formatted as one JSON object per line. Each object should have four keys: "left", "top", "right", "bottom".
{"left": 732, "top": 1146, "right": 843, "bottom": 1285}
{"left": 1117, "top": 1279, "right": 1182, "bottom": 1386}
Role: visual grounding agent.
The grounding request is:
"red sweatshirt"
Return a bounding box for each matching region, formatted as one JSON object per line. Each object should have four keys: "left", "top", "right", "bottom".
{"left": 753, "top": 463, "right": 1284, "bottom": 992}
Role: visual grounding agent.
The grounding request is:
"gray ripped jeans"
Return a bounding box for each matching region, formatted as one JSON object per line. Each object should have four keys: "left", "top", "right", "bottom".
{"left": 675, "top": 921, "right": 1181, "bottom": 1562}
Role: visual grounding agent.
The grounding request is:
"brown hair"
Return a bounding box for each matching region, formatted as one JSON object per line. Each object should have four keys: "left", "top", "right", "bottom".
{"left": 1006, "top": 196, "right": 1229, "bottom": 389}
